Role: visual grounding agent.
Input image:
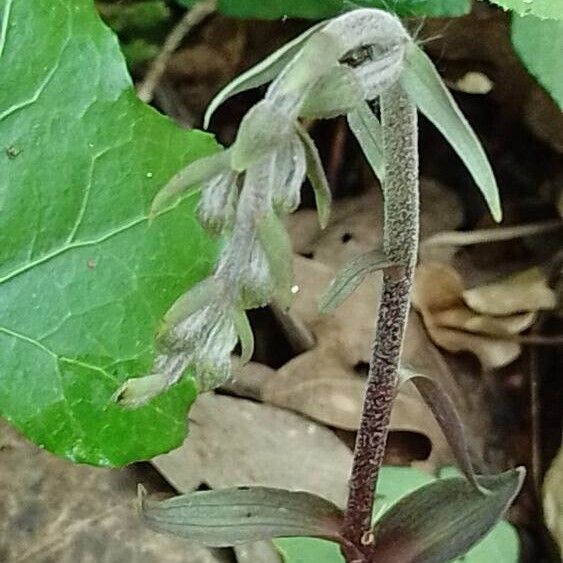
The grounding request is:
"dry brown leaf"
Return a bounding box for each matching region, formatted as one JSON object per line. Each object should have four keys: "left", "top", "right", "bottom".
{"left": 433, "top": 307, "right": 536, "bottom": 336}
{"left": 222, "top": 359, "right": 276, "bottom": 401}
{"left": 463, "top": 267, "right": 557, "bottom": 316}
{"left": 253, "top": 186, "right": 471, "bottom": 471}
{"left": 0, "top": 422, "right": 229, "bottom": 563}
{"left": 152, "top": 394, "right": 352, "bottom": 508}
{"left": 412, "top": 262, "right": 538, "bottom": 370}
{"left": 262, "top": 347, "right": 366, "bottom": 431}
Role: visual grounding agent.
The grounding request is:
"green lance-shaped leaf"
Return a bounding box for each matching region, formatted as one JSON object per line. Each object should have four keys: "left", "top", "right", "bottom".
{"left": 300, "top": 65, "right": 364, "bottom": 120}
{"left": 399, "top": 42, "right": 502, "bottom": 222}
{"left": 399, "top": 367, "right": 485, "bottom": 494}
{"left": 139, "top": 485, "right": 344, "bottom": 547}
{"left": 151, "top": 149, "right": 232, "bottom": 216}
{"left": 232, "top": 308, "right": 254, "bottom": 365}
{"left": 203, "top": 22, "right": 326, "bottom": 129}
{"left": 319, "top": 249, "right": 396, "bottom": 313}
{"left": 296, "top": 124, "right": 332, "bottom": 229}
{"left": 348, "top": 101, "right": 385, "bottom": 183}
{"left": 257, "top": 211, "right": 294, "bottom": 311}
{"left": 371, "top": 468, "right": 525, "bottom": 563}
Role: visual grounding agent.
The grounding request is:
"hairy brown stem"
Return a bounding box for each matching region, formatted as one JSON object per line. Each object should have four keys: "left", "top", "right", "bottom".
{"left": 342, "top": 82, "right": 419, "bottom": 561}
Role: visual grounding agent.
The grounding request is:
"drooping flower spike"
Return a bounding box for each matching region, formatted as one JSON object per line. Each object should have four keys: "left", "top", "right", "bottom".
{"left": 119, "top": 6, "right": 500, "bottom": 405}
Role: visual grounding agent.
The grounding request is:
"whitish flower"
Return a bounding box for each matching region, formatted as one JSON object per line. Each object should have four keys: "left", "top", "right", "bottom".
{"left": 196, "top": 169, "right": 239, "bottom": 236}
{"left": 116, "top": 304, "right": 238, "bottom": 405}
{"left": 271, "top": 134, "right": 307, "bottom": 214}
{"left": 238, "top": 236, "right": 276, "bottom": 309}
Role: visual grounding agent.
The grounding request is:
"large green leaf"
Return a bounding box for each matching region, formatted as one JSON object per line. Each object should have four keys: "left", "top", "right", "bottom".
{"left": 511, "top": 15, "right": 563, "bottom": 110}
{"left": 0, "top": 0, "right": 218, "bottom": 466}
{"left": 274, "top": 466, "right": 520, "bottom": 563}
{"left": 178, "top": 0, "right": 469, "bottom": 18}
{"left": 489, "top": 0, "right": 563, "bottom": 19}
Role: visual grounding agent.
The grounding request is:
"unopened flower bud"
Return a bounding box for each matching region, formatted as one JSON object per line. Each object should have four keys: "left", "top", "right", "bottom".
{"left": 184, "top": 305, "right": 238, "bottom": 391}
{"left": 238, "top": 237, "right": 275, "bottom": 309}
{"left": 272, "top": 135, "right": 307, "bottom": 214}
{"left": 196, "top": 170, "right": 238, "bottom": 235}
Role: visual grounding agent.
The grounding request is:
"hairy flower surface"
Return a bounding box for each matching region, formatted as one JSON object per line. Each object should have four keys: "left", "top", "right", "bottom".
{"left": 120, "top": 8, "right": 411, "bottom": 405}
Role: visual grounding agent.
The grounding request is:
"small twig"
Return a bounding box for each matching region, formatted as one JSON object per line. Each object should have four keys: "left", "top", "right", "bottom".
{"left": 421, "top": 219, "right": 562, "bottom": 251}
{"left": 137, "top": 0, "right": 217, "bottom": 104}
{"left": 518, "top": 334, "right": 563, "bottom": 346}
{"left": 529, "top": 317, "right": 544, "bottom": 494}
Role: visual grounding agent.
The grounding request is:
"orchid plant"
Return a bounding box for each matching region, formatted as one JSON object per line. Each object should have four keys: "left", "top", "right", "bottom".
{"left": 118, "top": 8, "right": 524, "bottom": 563}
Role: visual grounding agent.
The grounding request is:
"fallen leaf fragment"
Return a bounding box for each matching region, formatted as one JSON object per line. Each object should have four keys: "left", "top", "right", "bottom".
{"left": 463, "top": 267, "right": 557, "bottom": 316}
{"left": 262, "top": 347, "right": 366, "bottom": 431}
{"left": 152, "top": 394, "right": 352, "bottom": 507}
{"left": 412, "top": 263, "right": 548, "bottom": 370}
{"left": 0, "top": 422, "right": 228, "bottom": 563}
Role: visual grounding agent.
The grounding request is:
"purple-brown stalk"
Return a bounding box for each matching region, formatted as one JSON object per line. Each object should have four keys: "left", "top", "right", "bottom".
{"left": 341, "top": 82, "right": 419, "bottom": 562}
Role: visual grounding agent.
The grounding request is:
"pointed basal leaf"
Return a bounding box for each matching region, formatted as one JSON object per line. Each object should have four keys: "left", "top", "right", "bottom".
{"left": 300, "top": 66, "right": 364, "bottom": 120}
{"left": 140, "top": 485, "right": 344, "bottom": 547}
{"left": 232, "top": 309, "right": 254, "bottom": 365}
{"left": 296, "top": 125, "right": 332, "bottom": 229}
{"left": 274, "top": 465, "right": 520, "bottom": 563}
{"left": 399, "top": 368, "right": 484, "bottom": 494}
{"left": 399, "top": 42, "right": 502, "bottom": 222}
{"left": 150, "top": 149, "right": 231, "bottom": 216}
{"left": 348, "top": 101, "right": 385, "bottom": 182}
{"left": 0, "top": 0, "right": 218, "bottom": 466}
{"left": 203, "top": 22, "right": 326, "bottom": 128}
{"left": 319, "top": 250, "right": 396, "bottom": 313}
{"left": 257, "top": 212, "right": 294, "bottom": 311}
{"left": 372, "top": 468, "right": 525, "bottom": 563}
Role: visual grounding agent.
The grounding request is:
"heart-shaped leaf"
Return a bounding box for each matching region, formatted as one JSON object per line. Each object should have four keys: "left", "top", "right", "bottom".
{"left": 399, "top": 42, "right": 502, "bottom": 222}
{"left": 489, "top": 0, "right": 563, "bottom": 19}
{"left": 371, "top": 468, "right": 525, "bottom": 562}
{"left": 140, "top": 486, "right": 344, "bottom": 547}
{"left": 0, "top": 0, "right": 218, "bottom": 466}
{"left": 511, "top": 15, "right": 563, "bottom": 110}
